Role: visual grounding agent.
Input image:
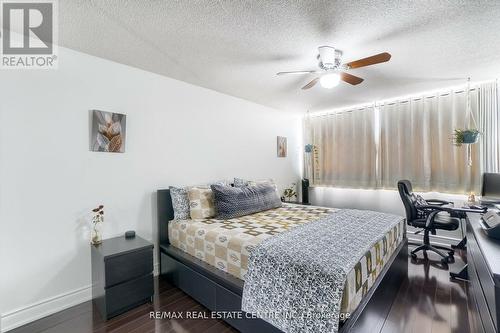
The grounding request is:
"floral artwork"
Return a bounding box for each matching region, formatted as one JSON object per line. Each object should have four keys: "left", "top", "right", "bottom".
{"left": 91, "top": 110, "right": 126, "bottom": 153}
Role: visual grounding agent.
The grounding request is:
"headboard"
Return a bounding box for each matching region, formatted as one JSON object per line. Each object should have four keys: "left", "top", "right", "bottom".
{"left": 157, "top": 189, "right": 174, "bottom": 248}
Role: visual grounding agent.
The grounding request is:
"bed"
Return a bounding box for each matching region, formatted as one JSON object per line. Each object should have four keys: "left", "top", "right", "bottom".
{"left": 157, "top": 189, "right": 408, "bottom": 333}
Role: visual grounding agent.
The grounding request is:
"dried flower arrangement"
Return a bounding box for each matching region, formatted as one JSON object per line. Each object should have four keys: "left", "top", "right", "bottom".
{"left": 91, "top": 205, "right": 104, "bottom": 245}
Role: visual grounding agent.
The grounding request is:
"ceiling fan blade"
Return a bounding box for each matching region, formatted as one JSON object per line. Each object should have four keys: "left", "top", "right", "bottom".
{"left": 302, "top": 77, "right": 319, "bottom": 90}
{"left": 277, "top": 70, "right": 319, "bottom": 76}
{"left": 340, "top": 72, "right": 364, "bottom": 85}
{"left": 345, "top": 52, "right": 391, "bottom": 69}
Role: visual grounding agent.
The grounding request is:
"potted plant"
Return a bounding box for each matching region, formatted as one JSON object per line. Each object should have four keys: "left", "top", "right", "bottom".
{"left": 452, "top": 129, "right": 480, "bottom": 147}
{"left": 282, "top": 183, "right": 297, "bottom": 202}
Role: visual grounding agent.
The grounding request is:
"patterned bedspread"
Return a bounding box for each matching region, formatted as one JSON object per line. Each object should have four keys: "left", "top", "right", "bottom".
{"left": 168, "top": 204, "right": 405, "bottom": 323}
{"left": 241, "top": 209, "right": 405, "bottom": 333}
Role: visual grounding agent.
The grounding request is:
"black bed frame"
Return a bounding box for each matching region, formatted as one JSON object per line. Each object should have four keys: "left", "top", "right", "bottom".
{"left": 157, "top": 189, "right": 408, "bottom": 333}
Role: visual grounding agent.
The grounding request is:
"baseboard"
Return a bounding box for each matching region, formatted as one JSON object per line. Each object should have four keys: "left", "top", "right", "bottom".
{"left": 1, "top": 263, "right": 160, "bottom": 332}
{"left": 1, "top": 285, "right": 92, "bottom": 332}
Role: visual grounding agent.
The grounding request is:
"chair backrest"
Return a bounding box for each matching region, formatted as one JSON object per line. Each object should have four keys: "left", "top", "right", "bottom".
{"left": 397, "top": 180, "right": 418, "bottom": 223}
{"left": 482, "top": 173, "right": 500, "bottom": 197}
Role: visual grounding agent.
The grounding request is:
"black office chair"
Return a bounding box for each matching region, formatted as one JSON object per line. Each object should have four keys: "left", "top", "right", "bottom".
{"left": 397, "top": 180, "right": 460, "bottom": 264}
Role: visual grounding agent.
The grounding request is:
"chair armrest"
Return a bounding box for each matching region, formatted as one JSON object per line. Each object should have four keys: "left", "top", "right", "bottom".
{"left": 416, "top": 205, "right": 453, "bottom": 228}
{"left": 425, "top": 211, "right": 441, "bottom": 228}
{"left": 422, "top": 206, "right": 487, "bottom": 228}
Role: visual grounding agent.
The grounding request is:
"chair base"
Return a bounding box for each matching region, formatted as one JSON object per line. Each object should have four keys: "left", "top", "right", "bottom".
{"left": 410, "top": 243, "right": 455, "bottom": 264}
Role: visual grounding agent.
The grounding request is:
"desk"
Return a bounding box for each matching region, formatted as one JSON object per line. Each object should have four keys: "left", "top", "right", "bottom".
{"left": 466, "top": 213, "right": 500, "bottom": 333}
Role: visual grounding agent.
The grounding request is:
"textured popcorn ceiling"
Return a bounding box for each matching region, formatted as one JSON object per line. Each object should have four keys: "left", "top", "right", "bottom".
{"left": 60, "top": 1, "right": 500, "bottom": 112}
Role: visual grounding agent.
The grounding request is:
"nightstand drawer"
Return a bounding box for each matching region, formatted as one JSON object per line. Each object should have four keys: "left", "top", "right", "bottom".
{"left": 105, "top": 273, "right": 153, "bottom": 318}
{"left": 105, "top": 248, "right": 153, "bottom": 287}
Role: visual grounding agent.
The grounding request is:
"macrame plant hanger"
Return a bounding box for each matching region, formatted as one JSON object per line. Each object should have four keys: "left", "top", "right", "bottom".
{"left": 464, "top": 77, "right": 478, "bottom": 167}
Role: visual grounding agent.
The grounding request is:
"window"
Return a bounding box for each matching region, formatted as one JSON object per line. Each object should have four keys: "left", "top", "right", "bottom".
{"left": 304, "top": 82, "right": 500, "bottom": 194}
{"left": 307, "top": 106, "right": 377, "bottom": 188}
{"left": 378, "top": 90, "right": 480, "bottom": 193}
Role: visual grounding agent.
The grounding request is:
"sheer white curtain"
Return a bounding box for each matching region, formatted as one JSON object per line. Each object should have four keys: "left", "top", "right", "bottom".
{"left": 378, "top": 100, "right": 431, "bottom": 189}
{"left": 478, "top": 81, "right": 500, "bottom": 173}
{"left": 379, "top": 89, "right": 481, "bottom": 193}
{"left": 305, "top": 81, "right": 499, "bottom": 194}
{"left": 309, "top": 106, "right": 377, "bottom": 188}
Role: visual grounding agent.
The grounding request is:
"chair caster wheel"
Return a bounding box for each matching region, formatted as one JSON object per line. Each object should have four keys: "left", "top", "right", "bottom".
{"left": 411, "top": 253, "right": 417, "bottom": 260}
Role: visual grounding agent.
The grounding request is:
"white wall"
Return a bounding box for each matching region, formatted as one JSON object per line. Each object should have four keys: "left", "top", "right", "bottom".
{"left": 309, "top": 186, "right": 468, "bottom": 240}
{"left": 310, "top": 186, "right": 469, "bottom": 215}
{"left": 0, "top": 47, "right": 301, "bottom": 331}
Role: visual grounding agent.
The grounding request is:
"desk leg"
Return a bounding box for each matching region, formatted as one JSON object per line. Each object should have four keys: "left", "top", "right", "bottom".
{"left": 452, "top": 217, "right": 467, "bottom": 250}
{"left": 450, "top": 264, "right": 468, "bottom": 281}
{"left": 451, "top": 237, "right": 467, "bottom": 250}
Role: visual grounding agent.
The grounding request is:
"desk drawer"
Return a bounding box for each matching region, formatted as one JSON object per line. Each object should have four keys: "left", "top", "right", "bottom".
{"left": 105, "top": 248, "right": 153, "bottom": 287}
{"left": 469, "top": 235, "right": 497, "bottom": 331}
{"left": 466, "top": 223, "right": 498, "bottom": 333}
{"left": 467, "top": 260, "right": 486, "bottom": 333}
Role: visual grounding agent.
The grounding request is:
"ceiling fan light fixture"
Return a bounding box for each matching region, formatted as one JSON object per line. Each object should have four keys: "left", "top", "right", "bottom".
{"left": 320, "top": 73, "right": 340, "bottom": 89}
{"left": 276, "top": 46, "right": 390, "bottom": 90}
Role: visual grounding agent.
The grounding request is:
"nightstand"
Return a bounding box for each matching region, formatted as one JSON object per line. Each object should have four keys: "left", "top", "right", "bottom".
{"left": 91, "top": 235, "right": 154, "bottom": 320}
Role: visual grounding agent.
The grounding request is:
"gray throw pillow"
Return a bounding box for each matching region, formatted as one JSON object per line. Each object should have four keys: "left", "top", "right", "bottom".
{"left": 169, "top": 186, "right": 190, "bottom": 220}
{"left": 211, "top": 183, "right": 282, "bottom": 219}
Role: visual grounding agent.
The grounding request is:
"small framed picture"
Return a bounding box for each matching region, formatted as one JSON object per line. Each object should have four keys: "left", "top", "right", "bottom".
{"left": 90, "top": 110, "right": 126, "bottom": 153}
{"left": 277, "top": 136, "right": 287, "bottom": 157}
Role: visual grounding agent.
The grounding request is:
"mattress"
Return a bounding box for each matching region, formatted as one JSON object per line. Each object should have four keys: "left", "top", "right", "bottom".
{"left": 168, "top": 203, "right": 405, "bottom": 317}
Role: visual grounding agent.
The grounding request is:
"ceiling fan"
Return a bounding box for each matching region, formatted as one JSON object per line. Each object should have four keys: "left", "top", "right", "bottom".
{"left": 276, "top": 46, "right": 391, "bottom": 90}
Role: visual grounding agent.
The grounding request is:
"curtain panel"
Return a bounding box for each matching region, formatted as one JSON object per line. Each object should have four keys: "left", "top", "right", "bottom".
{"left": 478, "top": 81, "right": 500, "bottom": 173}
{"left": 308, "top": 107, "right": 377, "bottom": 188}
{"left": 379, "top": 90, "right": 481, "bottom": 193}
{"left": 305, "top": 81, "right": 500, "bottom": 194}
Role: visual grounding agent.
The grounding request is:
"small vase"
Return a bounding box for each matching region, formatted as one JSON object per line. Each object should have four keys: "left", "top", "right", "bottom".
{"left": 91, "top": 223, "right": 102, "bottom": 245}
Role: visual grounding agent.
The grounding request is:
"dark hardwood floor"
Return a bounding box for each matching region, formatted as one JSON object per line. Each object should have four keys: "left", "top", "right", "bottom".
{"left": 10, "top": 245, "right": 473, "bottom": 333}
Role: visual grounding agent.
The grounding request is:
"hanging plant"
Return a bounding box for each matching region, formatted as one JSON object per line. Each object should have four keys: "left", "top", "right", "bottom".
{"left": 452, "top": 129, "right": 480, "bottom": 147}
